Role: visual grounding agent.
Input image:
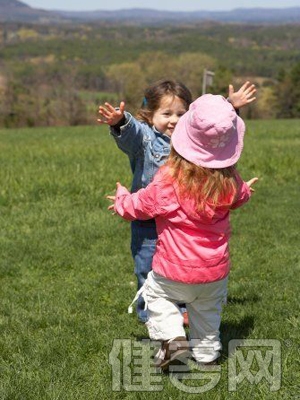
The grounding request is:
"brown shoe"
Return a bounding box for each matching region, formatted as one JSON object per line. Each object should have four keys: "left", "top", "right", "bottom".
{"left": 155, "top": 337, "right": 190, "bottom": 371}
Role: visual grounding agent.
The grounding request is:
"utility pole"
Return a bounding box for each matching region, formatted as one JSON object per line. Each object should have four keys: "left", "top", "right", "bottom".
{"left": 202, "top": 69, "right": 215, "bottom": 95}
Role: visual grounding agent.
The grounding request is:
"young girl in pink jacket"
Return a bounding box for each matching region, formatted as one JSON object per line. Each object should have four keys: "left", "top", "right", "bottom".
{"left": 107, "top": 94, "right": 258, "bottom": 370}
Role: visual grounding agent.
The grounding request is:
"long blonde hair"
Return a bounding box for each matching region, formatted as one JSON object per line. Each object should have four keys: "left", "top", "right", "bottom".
{"left": 166, "top": 147, "right": 238, "bottom": 211}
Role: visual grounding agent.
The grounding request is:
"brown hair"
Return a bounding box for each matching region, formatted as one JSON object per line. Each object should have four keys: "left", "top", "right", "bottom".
{"left": 136, "top": 79, "right": 193, "bottom": 125}
{"left": 166, "top": 147, "right": 239, "bottom": 211}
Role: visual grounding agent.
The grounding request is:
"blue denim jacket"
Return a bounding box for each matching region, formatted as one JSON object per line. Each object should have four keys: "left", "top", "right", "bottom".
{"left": 110, "top": 112, "right": 181, "bottom": 322}
{"left": 110, "top": 111, "right": 171, "bottom": 193}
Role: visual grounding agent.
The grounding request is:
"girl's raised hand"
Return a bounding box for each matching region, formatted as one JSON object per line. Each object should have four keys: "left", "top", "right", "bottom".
{"left": 246, "top": 177, "right": 259, "bottom": 192}
{"left": 228, "top": 81, "right": 256, "bottom": 109}
{"left": 97, "top": 101, "right": 126, "bottom": 126}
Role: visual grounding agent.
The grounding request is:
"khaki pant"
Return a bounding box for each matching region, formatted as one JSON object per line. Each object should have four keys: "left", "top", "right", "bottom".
{"left": 143, "top": 271, "right": 228, "bottom": 363}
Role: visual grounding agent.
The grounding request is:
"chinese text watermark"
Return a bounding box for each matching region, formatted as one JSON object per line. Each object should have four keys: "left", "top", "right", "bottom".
{"left": 109, "top": 338, "right": 283, "bottom": 393}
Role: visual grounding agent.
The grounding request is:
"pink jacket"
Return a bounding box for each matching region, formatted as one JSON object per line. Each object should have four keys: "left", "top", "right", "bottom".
{"left": 114, "top": 166, "right": 251, "bottom": 284}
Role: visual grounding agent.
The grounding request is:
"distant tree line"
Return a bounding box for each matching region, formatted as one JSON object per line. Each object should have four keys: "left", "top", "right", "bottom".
{"left": 0, "top": 22, "right": 300, "bottom": 127}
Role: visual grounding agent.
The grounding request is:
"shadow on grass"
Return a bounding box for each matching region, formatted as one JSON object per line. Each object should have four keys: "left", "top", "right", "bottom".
{"left": 226, "top": 294, "right": 260, "bottom": 305}
{"left": 220, "top": 315, "right": 255, "bottom": 359}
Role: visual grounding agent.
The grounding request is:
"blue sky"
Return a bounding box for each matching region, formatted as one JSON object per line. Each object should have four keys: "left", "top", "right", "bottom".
{"left": 24, "top": 0, "right": 300, "bottom": 12}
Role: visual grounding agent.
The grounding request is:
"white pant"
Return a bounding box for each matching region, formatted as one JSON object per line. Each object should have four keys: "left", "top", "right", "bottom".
{"left": 143, "top": 271, "right": 228, "bottom": 363}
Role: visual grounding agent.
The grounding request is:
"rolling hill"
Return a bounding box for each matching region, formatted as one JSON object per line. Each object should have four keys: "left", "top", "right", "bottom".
{"left": 0, "top": 0, "right": 300, "bottom": 24}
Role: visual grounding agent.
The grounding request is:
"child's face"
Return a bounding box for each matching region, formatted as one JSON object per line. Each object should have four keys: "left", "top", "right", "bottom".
{"left": 151, "top": 95, "right": 187, "bottom": 137}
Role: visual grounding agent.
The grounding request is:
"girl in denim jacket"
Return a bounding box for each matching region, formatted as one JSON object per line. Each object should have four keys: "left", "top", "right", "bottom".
{"left": 98, "top": 79, "right": 256, "bottom": 323}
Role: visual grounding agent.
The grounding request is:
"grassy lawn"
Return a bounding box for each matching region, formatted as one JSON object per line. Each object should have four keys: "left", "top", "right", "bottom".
{"left": 0, "top": 120, "right": 299, "bottom": 399}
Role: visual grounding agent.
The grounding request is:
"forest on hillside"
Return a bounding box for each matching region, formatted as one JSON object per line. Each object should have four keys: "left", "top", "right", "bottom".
{"left": 0, "top": 21, "right": 300, "bottom": 127}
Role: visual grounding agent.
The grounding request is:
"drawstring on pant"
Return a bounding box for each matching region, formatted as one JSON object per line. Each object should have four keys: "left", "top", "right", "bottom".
{"left": 128, "top": 285, "right": 148, "bottom": 314}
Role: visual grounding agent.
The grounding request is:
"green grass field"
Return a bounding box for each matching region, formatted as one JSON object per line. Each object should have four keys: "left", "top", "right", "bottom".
{"left": 0, "top": 121, "right": 299, "bottom": 399}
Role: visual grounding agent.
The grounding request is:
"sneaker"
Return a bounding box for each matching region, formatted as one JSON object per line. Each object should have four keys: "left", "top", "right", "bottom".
{"left": 154, "top": 337, "right": 190, "bottom": 371}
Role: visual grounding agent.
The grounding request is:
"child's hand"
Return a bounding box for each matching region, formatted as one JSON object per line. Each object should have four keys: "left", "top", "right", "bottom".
{"left": 246, "top": 177, "right": 259, "bottom": 192}
{"left": 97, "top": 102, "right": 125, "bottom": 126}
{"left": 228, "top": 81, "right": 256, "bottom": 109}
{"left": 106, "top": 183, "right": 121, "bottom": 213}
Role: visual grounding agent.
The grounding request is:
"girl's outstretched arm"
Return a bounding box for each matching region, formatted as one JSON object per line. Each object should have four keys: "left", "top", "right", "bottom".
{"left": 106, "top": 182, "right": 153, "bottom": 221}
{"left": 106, "top": 170, "right": 179, "bottom": 221}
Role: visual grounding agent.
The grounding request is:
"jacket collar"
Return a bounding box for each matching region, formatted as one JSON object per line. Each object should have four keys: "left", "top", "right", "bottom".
{"left": 153, "top": 126, "right": 171, "bottom": 143}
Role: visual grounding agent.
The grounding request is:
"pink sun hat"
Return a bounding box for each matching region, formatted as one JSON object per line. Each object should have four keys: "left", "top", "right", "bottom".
{"left": 171, "top": 94, "right": 246, "bottom": 168}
